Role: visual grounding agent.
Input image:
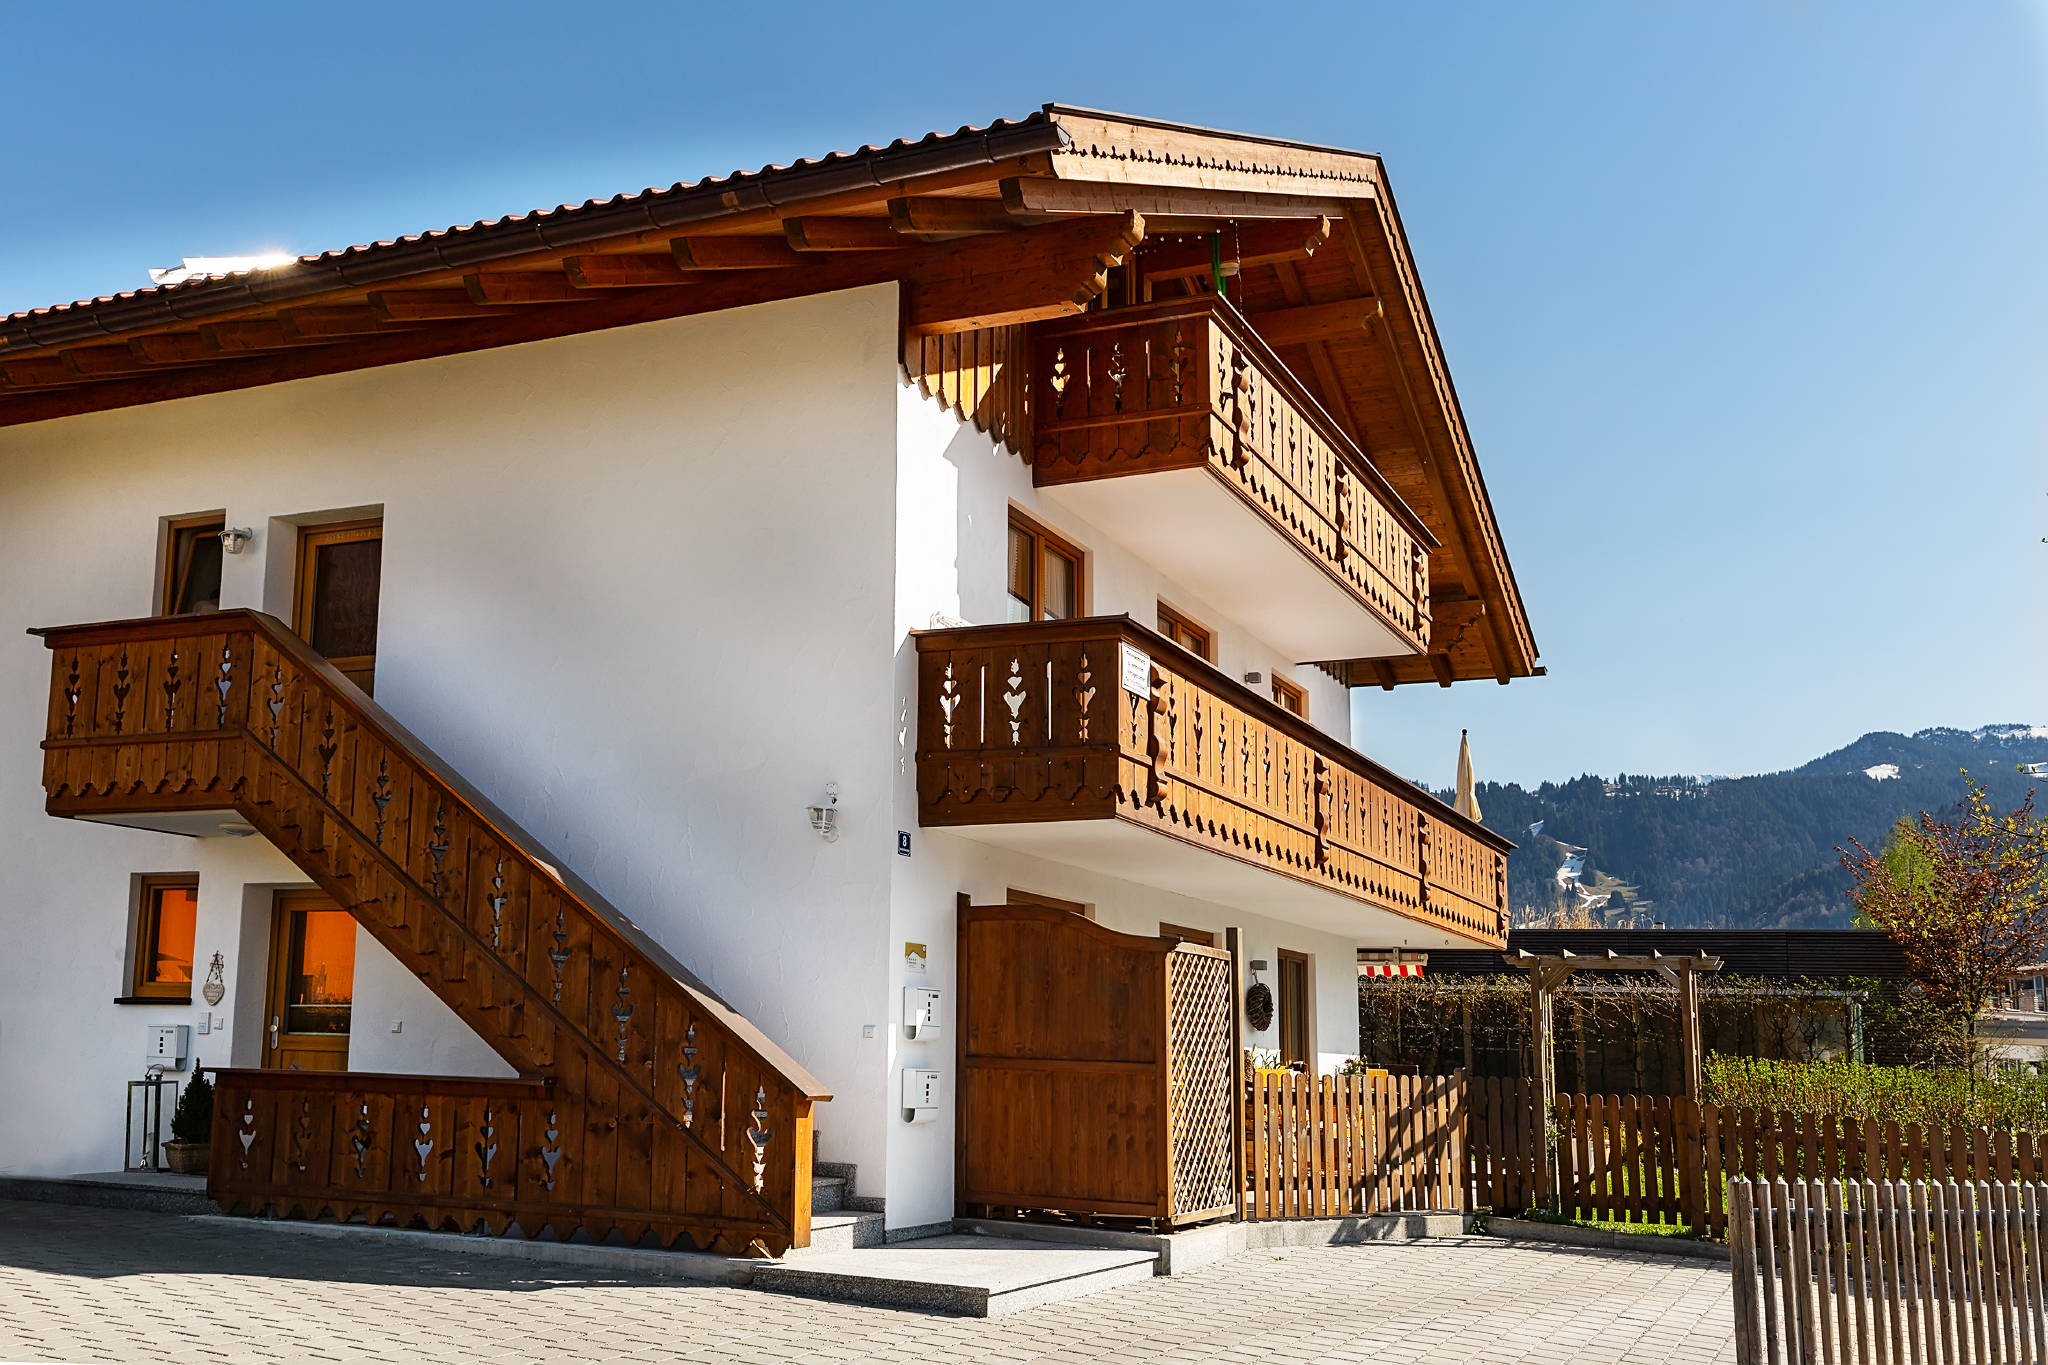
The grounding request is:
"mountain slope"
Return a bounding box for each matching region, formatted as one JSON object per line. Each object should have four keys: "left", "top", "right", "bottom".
{"left": 1452, "top": 725, "right": 2046, "bottom": 930}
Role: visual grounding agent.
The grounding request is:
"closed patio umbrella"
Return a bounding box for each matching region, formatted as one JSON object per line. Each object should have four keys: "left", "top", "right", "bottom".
{"left": 1454, "top": 729, "right": 1482, "bottom": 822}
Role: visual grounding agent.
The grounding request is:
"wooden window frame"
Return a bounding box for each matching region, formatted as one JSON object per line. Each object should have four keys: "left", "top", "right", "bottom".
{"left": 1271, "top": 673, "right": 1309, "bottom": 719}
{"left": 126, "top": 873, "right": 199, "bottom": 1002}
{"left": 1277, "top": 947, "right": 1313, "bottom": 1069}
{"left": 1006, "top": 509, "right": 1088, "bottom": 623}
{"left": 294, "top": 517, "right": 383, "bottom": 688}
{"left": 1007, "top": 887, "right": 1093, "bottom": 920}
{"left": 1158, "top": 921, "right": 1216, "bottom": 948}
{"left": 159, "top": 513, "right": 226, "bottom": 617}
{"left": 1156, "top": 600, "right": 1214, "bottom": 662}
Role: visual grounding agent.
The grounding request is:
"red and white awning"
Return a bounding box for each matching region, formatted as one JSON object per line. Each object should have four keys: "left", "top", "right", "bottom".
{"left": 1360, "top": 962, "right": 1424, "bottom": 978}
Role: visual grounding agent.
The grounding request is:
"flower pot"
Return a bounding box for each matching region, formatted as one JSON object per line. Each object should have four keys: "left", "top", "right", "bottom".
{"left": 161, "top": 1141, "right": 209, "bottom": 1176}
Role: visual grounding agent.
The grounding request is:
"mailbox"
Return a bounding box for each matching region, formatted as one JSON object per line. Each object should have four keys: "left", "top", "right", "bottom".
{"left": 903, "top": 987, "right": 942, "bottom": 1041}
{"left": 901, "top": 1068, "right": 941, "bottom": 1124}
{"left": 146, "top": 1024, "right": 191, "bottom": 1072}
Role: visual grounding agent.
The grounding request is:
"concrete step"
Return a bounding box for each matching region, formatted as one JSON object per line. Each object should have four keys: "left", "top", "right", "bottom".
{"left": 810, "top": 1174, "right": 845, "bottom": 1214}
{"left": 752, "top": 1234, "right": 1158, "bottom": 1317}
{"left": 0, "top": 1170, "right": 217, "bottom": 1217}
{"left": 796, "top": 1209, "right": 884, "bottom": 1254}
{"left": 955, "top": 1209, "right": 1472, "bottom": 1275}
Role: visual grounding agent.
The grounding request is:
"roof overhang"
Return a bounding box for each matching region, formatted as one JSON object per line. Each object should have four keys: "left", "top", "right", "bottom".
{"left": 0, "top": 104, "right": 1538, "bottom": 686}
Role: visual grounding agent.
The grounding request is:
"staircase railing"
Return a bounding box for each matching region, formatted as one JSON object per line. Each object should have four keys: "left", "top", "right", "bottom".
{"left": 35, "top": 609, "right": 828, "bottom": 1253}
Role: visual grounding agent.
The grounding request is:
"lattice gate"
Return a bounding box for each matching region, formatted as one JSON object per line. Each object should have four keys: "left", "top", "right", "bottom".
{"left": 955, "top": 899, "right": 1239, "bottom": 1227}
{"left": 1167, "top": 944, "right": 1238, "bottom": 1223}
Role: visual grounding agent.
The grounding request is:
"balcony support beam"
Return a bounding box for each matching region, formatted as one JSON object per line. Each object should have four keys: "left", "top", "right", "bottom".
{"left": 905, "top": 212, "right": 1146, "bottom": 334}
{"left": 1248, "top": 296, "right": 1384, "bottom": 348}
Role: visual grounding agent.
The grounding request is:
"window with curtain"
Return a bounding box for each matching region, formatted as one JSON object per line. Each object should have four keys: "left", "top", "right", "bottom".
{"left": 1006, "top": 513, "right": 1084, "bottom": 623}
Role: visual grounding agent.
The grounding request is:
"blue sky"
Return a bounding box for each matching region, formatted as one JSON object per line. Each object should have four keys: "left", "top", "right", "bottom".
{"left": 4, "top": 3, "right": 2042, "bottom": 788}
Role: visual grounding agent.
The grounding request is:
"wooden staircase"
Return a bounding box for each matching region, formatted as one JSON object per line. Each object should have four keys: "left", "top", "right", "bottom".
{"left": 34, "top": 610, "right": 829, "bottom": 1255}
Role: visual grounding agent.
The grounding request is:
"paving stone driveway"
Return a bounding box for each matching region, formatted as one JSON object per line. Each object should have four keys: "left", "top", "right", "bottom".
{"left": 0, "top": 1200, "right": 1733, "bottom": 1363}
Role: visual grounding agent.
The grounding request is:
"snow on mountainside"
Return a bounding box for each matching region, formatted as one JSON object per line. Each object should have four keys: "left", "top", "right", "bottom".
{"left": 1459, "top": 723, "right": 2046, "bottom": 931}
{"left": 1977, "top": 725, "right": 2048, "bottom": 742}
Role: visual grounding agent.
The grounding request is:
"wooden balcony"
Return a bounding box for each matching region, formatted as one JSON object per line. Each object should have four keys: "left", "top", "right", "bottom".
{"left": 1029, "top": 297, "right": 1435, "bottom": 665}
{"left": 915, "top": 618, "right": 1510, "bottom": 949}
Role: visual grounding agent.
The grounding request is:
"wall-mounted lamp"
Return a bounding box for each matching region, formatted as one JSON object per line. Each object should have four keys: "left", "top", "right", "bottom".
{"left": 217, "top": 527, "right": 255, "bottom": 555}
{"left": 806, "top": 783, "right": 841, "bottom": 843}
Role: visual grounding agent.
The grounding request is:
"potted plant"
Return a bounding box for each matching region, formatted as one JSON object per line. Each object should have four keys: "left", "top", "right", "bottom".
{"left": 161, "top": 1064, "right": 212, "bottom": 1176}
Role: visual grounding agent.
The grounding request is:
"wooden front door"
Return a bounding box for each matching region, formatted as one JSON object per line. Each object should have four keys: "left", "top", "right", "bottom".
{"left": 1277, "top": 949, "right": 1311, "bottom": 1068}
{"left": 294, "top": 519, "right": 382, "bottom": 694}
{"left": 263, "top": 890, "right": 356, "bottom": 1071}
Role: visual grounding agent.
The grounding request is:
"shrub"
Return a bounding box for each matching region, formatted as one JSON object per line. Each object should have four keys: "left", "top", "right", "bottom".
{"left": 1703, "top": 1055, "right": 2048, "bottom": 1131}
{"left": 169, "top": 1066, "right": 213, "bottom": 1145}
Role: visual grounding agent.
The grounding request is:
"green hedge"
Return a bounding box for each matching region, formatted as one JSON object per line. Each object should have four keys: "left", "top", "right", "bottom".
{"left": 1703, "top": 1056, "right": 2048, "bottom": 1131}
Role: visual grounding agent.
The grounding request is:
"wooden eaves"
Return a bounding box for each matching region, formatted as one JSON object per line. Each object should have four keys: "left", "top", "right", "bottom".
{"left": 0, "top": 104, "right": 1540, "bottom": 688}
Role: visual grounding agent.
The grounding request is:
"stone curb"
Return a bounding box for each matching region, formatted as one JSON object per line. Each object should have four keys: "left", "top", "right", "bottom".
{"left": 189, "top": 1214, "right": 757, "bottom": 1283}
{"left": 1488, "top": 1216, "right": 1729, "bottom": 1261}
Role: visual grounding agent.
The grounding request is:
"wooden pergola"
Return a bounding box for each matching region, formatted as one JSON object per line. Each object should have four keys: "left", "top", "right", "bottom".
{"left": 1507, "top": 947, "right": 1723, "bottom": 1208}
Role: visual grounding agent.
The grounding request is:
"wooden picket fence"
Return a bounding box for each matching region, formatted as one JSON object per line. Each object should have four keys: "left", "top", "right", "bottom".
{"left": 1463, "top": 1089, "right": 2048, "bottom": 1244}
{"left": 1730, "top": 1176, "right": 2048, "bottom": 1365}
{"left": 1244, "top": 1070, "right": 1465, "bottom": 1219}
{"left": 1466, "top": 1076, "right": 1546, "bottom": 1215}
{"left": 1555, "top": 1091, "right": 1709, "bottom": 1231}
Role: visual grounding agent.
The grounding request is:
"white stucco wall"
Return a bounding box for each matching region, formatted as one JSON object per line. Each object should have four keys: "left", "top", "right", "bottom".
{"left": 0, "top": 284, "right": 902, "bottom": 1180}
{"left": 883, "top": 382, "right": 1369, "bottom": 1230}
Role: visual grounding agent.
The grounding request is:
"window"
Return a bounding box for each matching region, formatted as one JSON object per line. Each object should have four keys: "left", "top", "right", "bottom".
{"left": 160, "top": 515, "right": 225, "bottom": 616}
{"left": 1272, "top": 674, "right": 1308, "bottom": 719}
{"left": 1156, "top": 601, "right": 1212, "bottom": 660}
{"left": 130, "top": 875, "right": 198, "bottom": 1000}
{"left": 1278, "top": 948, "right": 1312, "bottom": 1068}
{"left": 1008, "top": 887, "right": 1093, "bottom": 920}
{"left": 1159, "top": 922, "right": 1216, "bottom": 947}
{"left": 1006, "top": 512, "right": 1084, "bottom": 623}
{"left": 294, "top": 519, "right": 383, "bottom": 694}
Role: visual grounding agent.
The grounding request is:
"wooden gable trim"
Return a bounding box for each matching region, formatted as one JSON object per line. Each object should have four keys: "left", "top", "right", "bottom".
{"left": 1336, "top": 198, "right": 1536, "bottom": 682}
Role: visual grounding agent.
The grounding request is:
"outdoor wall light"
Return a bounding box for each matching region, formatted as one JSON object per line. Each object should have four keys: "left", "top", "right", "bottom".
{"left": 217, "top": 527, "right": 255, "bottom": 555}
{"left": 806, "top": 783, "right": 841, "bottom": 843}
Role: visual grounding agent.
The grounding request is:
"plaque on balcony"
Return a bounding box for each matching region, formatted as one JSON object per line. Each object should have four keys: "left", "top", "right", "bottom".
{"left": 1120, "top": 643, "right": 1152, "bottom": 695}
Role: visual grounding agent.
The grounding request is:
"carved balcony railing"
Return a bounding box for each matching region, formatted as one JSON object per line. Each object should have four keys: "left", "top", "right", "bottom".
{"left": 916, "top": 618, "right": 1510, "bottom": 947}
{"left": 35, "top": 611, "right": 827, "bottom": 1254}
{"left": 1030, "top": 296, "right": 1435, "bottom": 656}
{"left": 208, "top": 1068, "right": 779, "bottom": 1247}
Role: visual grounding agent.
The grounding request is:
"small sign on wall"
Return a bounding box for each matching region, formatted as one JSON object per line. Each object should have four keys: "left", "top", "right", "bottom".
{"left": 897, "top": 831, "right": 912, "bottom": 858}
{"left": 904, "top": 942, "right": 928, "bottom": 975}
{"left": 1120, "top": 642, "right": 1152, "bottom": 695}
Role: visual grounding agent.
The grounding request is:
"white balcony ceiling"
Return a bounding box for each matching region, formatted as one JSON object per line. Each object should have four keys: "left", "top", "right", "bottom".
{"left": 76, "top": 809, "right": 250, "bottom": 838}
{"left": 1044, "top": 467, "right": 1418, "bottom": 665}
{"left": 948, "top": 819, "right": 1486, "bottom": 951}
